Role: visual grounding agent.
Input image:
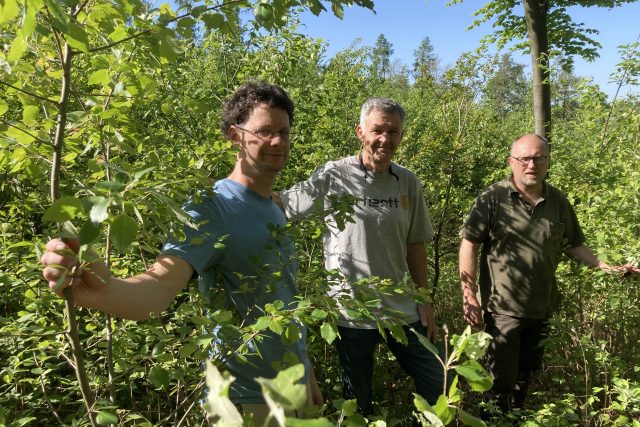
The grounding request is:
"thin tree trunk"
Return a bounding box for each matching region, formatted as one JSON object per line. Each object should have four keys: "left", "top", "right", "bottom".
{"left": 523, "top": 0, "right": 551, "bottom": 138}
{"left": 51, "top": 41, "right": 97, "bottom": 427}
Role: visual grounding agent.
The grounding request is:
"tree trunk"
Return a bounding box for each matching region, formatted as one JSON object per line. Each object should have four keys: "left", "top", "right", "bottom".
{"left": 523, "top": 0, "right": 551, "bottom": 138}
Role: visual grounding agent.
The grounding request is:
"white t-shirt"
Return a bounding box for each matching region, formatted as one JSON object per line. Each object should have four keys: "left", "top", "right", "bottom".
{"left": 282, "top": 156, "right": 434, "bottom": 328}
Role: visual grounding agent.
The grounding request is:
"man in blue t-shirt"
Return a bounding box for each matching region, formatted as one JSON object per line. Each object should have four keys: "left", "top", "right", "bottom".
{"left": 41, "top": 81, "right": 322, "bottom": 422}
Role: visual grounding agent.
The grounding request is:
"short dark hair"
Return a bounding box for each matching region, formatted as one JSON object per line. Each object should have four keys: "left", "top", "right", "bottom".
{"left": 221, "top": 80, "right": 294, "bottom": 136}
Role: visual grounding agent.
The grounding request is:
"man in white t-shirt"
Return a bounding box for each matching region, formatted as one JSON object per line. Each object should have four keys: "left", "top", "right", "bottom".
{"left": 279, "top": 98, "right": 445, "bottom": 418}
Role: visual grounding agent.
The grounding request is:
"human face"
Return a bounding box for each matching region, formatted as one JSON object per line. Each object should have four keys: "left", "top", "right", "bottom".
{"left": 230, "top": 103, "right": 290, "bottom": 175}
{"left": 357, "top": 109, "right": 403, "bottom": 172}
{"left": 508, "top": 135, "right": 550, "bottom": 190}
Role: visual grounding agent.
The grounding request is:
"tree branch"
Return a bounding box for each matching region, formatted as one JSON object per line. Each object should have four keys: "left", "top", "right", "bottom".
{"left": 0, "top": 80, "right": 58, "bottom": 104}
{"left": 87, "top": 0, "right": 246, "bottom": 54}
{"left": 0, "top": 119, "right": 52, "bottom": 146}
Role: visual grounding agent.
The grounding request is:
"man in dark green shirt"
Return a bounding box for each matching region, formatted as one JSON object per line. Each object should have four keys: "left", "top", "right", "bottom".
{"left": 458, "top": 133, "right": 638, "bottom": 413}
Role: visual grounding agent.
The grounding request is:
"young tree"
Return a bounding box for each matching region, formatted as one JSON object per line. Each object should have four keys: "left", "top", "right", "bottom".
{"left": 370, "top": 33, "right": 394, "bottom": 80}
{"left": 483, "top": 53, "right": 530, "bottom": 118}
{"left": 413, "top": 36, "right": 440, "bottom": 82}
{"left": 453, "top": 0, "right": 638, "bottom": 138}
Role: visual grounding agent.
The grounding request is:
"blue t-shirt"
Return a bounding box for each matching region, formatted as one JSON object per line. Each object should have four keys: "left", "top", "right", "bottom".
{"left": 161, "top": 179, "right": 308, "bottom": 404}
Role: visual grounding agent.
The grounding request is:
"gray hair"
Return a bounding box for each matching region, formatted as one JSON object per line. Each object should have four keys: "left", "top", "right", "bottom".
{"left": 359, "top": 97, "right": 406, "bottom": 127}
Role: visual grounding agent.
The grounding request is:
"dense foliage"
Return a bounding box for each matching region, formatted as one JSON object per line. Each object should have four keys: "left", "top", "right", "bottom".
{"left": 1, "top": 0, "right": 639, "bottom": 425}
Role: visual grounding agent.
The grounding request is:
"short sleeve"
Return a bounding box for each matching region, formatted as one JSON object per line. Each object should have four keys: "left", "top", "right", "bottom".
{"left": 161, "top": 195, "right": 224, "bottom": 275}
{"left": 460, "top": 190, "right": 493, "bottom": 244}
{"left": 281, "top": 164, "right": 332, "bottom": 221}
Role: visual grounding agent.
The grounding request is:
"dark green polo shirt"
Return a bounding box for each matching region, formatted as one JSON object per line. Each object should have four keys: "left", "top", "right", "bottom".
{"left": 460, "top": 178, "right": 585, "bottom": 319}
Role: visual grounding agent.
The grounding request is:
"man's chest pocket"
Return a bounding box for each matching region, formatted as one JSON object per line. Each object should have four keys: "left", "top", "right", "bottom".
{"left": 541, "top": 219, "right": 565, "bottom": 248}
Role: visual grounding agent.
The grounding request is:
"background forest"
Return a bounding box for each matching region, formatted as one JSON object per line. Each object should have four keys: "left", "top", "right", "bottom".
{"left": 1, "top": 0, "right": 639, "bottom": 425}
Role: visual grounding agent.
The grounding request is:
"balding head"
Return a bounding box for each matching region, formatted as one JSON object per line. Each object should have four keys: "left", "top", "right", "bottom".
{"left": 510, "top": 134, "right": 550, "bottom": 157}
{"left": 508, "top": 133, "right": 551, "bottom": 193}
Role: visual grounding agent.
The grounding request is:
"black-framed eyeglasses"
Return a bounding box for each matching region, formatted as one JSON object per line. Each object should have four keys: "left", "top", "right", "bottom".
{"left": 233, "top": 125, "right": 290, "bottom": 142}
{"left": 511, "top": 155, "right": 548, "bottom": 165}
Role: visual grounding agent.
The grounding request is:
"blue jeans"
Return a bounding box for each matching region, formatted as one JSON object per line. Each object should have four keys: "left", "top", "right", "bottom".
{"left": 336, "top": 322, "right": 446, "bottom": 416}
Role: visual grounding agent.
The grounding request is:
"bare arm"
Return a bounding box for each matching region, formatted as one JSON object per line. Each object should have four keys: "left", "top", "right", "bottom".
{"left": 42, "top": 239, "right": 193, "bottom": 320}
{"left": 459, "top": 238, "right": 483, "bottom": 326}
{"left": 406, "top": 241, "right": 437, "bottom": 341}
{"left": 566, "top": 244, "right": 640, "bottom": 277}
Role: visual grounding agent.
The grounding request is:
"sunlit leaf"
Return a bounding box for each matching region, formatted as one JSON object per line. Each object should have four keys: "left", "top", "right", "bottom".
{"left": 42, "top": 196, "right": 82, "bottom": 222}
{"left": 88, "top": 196, "right": 110, "bottom": 225}
{"left": 23, "top": 0, "right": 45, "bottom": 35}
{"left": 0, "top": 100, "right": 9, "bottom": 117}
{"left": 22, "top": 105, "right": 39, "bottom": 125}
{"left": 0, "top": 0, "right": 19, "bottom": 25}
{"left": 66, "top": 22, "right": 90, "bottom": 53}
{"left": 108, "top": 26, "right": 128, "bottom": 42}
{"left": 320, "top": 321, "right": 337, "bottom": 344}
{"left": 96, "top": 410, "right": 119, "bottom": 425}
{"left": 203, "top": 362, "right": 243, "bottom": 426}
{"left": 455, "top": 360, "right": 493, "bottom": 392}
{"left": 256, "top": 363, "right": 306, "bottom": 421}
{"left": 8, "top": 30, "right": 28, "bottom": 62}
{"left": 88, "top": 69, "right": 110, "bottom": 86}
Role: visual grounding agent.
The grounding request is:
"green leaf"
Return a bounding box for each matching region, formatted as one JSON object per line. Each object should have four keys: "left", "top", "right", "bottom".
{"left": 148, "top": 366, "right": 170, "bottom": 388}
{"left": 108, "top": 26, "right": 128, "bottom": 42}
{"left": 200, "top": 12, "right": 225, "bottom": 31}
{"left": 66, "top": 22, "right": 90, "bottom": 53}
{"left": 8, "top": 30, "right": 28, "bottom": 62}
{"left": 96, "top": 410, "right": 119, "bottom": 425}
{"left": 454, "top": 360, "right": 493, "bottom": 392}
{"left": 43, "top": 0, "right": 68, "bottom": 32}
{"left": 256, "top": 364, "right": 306, "bottom": 417}
{"left": 320, "top": 322, "right": 337, "bottom": 344}
{"left": 78, "top": 221, "right": 100, "bottom": 245}
{"left": 413, "top": 394, "right": 444, "bottom": 427}
{"left": 340, "top": 399, "right": 358, "bottom": 416}
{"left": 179, "top": 342, "right": 197, "bottom": 358}
{"left": 89, "top": 196, "right": 110, "bottom": 225}
{"left": 95, "top": 180, "right": 126, "bottom": 192}
{"left": 110, "top": 214, "right": 137, "bottom": 253}
{"left": 0, "top": 100, "right": 9, "bottom": 117}
{"left": 22, "top": 105, "right": 39, "bottom": 125}
{"left": 411, "top": 326, "right": 441, "bottom": 356}
{"left": 285, "top": 323, "right": 301, "bottom": 342}
{"left": 457, "top": 407, "right": 487, "bottom": 427}
{"left": 433, "top": 394, "right": 455, "bottom": 424}
{"left": 311, "top": 308, "right": 328, "bottom": 320}
{"left": 286, "top": 418, "right": 334, "bottom": 427}
{"left": 42, "top": 196, "right": 82, "bottom": 222}
{"left": 23, "top": 0, "right": 44, "bottom": 36}
{"left": 203, "top": 362, "right": 243, "bottom": 426}
{"left": 0, "top": 0, "right": 19, "bottom": 25}
{"left": 88, "top": 69, "right": 110, "bottom": 86}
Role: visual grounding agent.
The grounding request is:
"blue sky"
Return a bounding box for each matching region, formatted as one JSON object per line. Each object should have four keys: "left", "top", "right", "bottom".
{"left": 297, "top": 0, "right": 640, "bottom": 99}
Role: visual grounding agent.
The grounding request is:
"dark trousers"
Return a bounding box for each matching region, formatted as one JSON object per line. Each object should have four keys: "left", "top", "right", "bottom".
{"left": 336, "top": 321, "right": 445, "bottom": 417}
{"left": 484, "top": 312, "right": 548, "bottom": 412}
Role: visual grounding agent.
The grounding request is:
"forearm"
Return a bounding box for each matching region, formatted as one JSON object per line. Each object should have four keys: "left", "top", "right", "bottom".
{"left": 86, "top": 256, "right": 192, "bottom": 320}
{"left": 406, "top": 242, "right": 428, "bottom": 290}
{"left": 459, "top": 238, "right": 480, "bottom": 301}
{"left": 97, "top": 276, "right": 185, "bottom": 320}
{"left": 565, "top": 244, "right": 608, "bottom": 270}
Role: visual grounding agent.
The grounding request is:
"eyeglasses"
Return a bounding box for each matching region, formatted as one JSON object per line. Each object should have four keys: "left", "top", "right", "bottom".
{"left": 511, "top": 155, "right": 548, "bottom": 165}
{"left": 233, "top": 125, "right": 290, "bottom": 142}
